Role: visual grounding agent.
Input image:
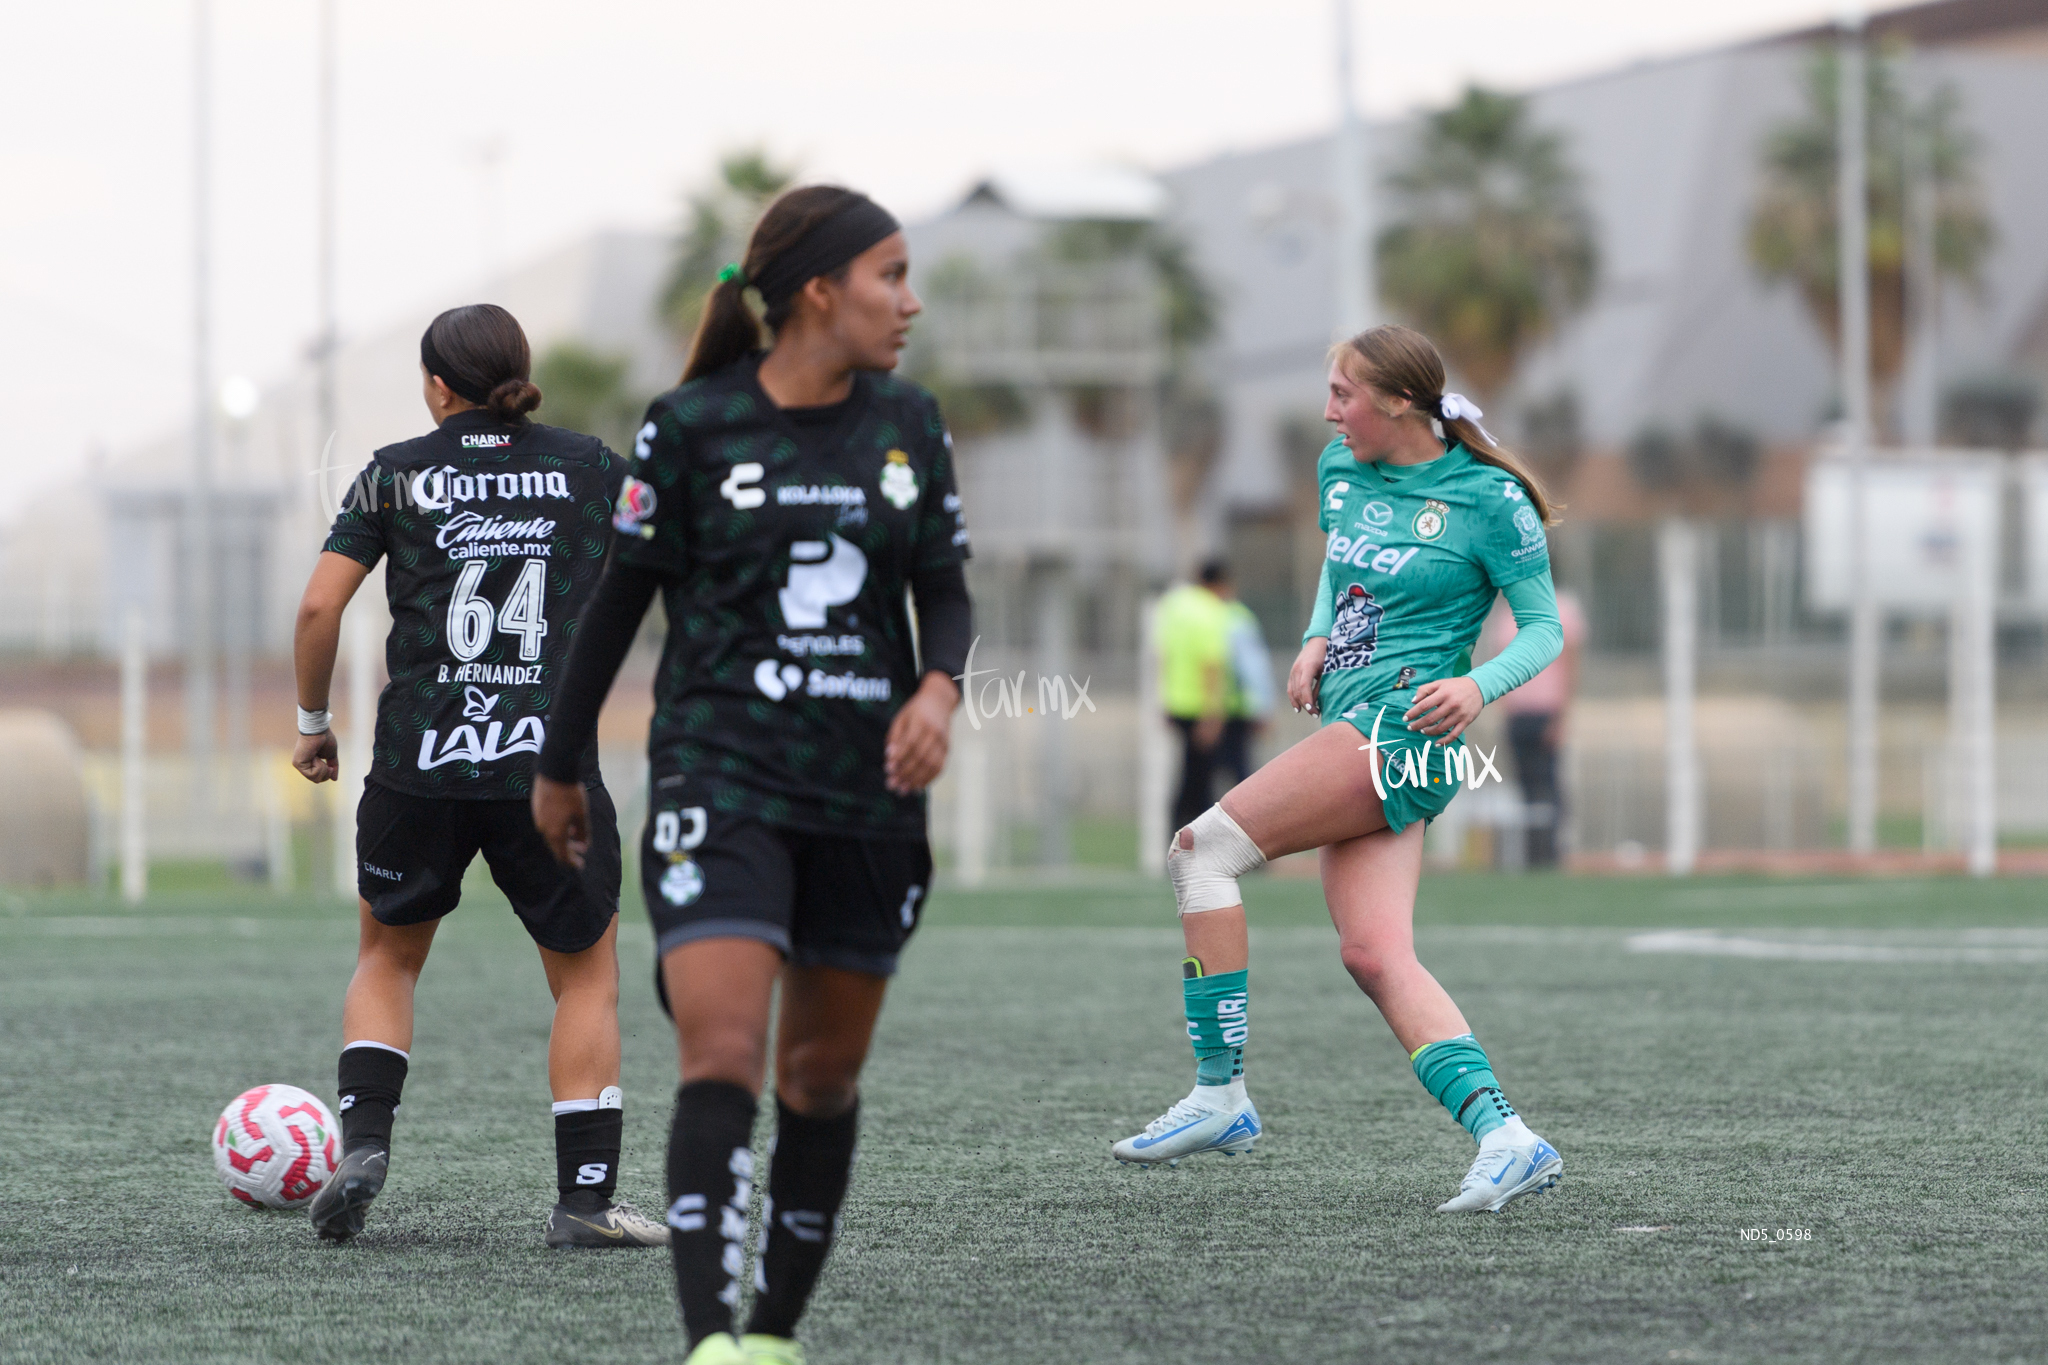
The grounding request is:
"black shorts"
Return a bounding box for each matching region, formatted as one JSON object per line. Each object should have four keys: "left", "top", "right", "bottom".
{"left": 356, "top": 780, "right": 621, "bottom": 954}
{"left": 641, "top": 799, "right": 931, "bottom": 987}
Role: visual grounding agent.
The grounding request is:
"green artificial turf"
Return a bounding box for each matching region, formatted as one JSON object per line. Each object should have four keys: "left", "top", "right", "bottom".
{"left": 2, "top": 874, "right": 2045, "bottom": 1364}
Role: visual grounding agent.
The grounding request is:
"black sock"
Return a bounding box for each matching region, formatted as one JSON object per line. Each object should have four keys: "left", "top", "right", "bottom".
{"left": 666, "top": 1080, "right": 759, "bottom": 1348}
{"left": 336, "top": 1045, "right": 408, "bottom": 1155}
{"left": 555, "top": 1107, "right": 624, "bottom": 1212}
{"left": 744, "top": 1095, "right": 859, "bottom": 1341}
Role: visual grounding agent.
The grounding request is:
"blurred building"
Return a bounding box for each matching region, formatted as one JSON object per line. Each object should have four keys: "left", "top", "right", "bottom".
{"left": 0, "top": 232, "right": 679, "bottom": 661}
{"left": 1163, "top": 0, "right": 2048, "bottom": 669}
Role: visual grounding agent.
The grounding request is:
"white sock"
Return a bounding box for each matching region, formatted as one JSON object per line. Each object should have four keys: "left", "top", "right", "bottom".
{"left": 1193, "top": 1077, "right": 1247, "bottom": 1109}
{"left": 551, "top": 1085, "right": 623, "bottom": 1117}
{"left": 343, "top": 1039, "right": 410, "bottom": 1060}
{"left": 1479, "top": 1115, "right": 1537, "bottom": 1150}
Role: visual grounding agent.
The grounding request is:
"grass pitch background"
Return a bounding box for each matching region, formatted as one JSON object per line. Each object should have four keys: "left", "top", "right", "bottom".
{"left": 3, "top": 873, "right": 2047, "bottom": 1363}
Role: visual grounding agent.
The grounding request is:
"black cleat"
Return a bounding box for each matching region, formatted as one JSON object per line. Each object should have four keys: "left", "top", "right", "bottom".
{"left": 309, "top": 1146, "right": 387, "bottom": 1244}
{"left": 543, "top": 1200, "right": 668, "bottom": 1248}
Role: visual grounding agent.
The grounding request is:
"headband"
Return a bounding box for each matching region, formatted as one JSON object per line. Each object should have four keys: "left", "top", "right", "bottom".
{"left": 747, "top": 197, "right": 902, "bottom": 309}
{"left": 420, "top": 326, "right": 491, "bottom": 405}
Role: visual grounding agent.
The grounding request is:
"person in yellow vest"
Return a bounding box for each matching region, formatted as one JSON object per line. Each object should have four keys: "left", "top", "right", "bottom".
{"left": 1158, "top": 560, "right": 1235, "bottom": 830}
{"left": 1218, "top": 577, "right": 1275, "bottom": 789}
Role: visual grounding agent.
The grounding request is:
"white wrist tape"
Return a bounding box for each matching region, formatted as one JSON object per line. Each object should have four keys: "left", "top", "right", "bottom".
{"left": 297, "top": 706, "right": 332, "bottom": 736}
{"left": 1167, "top": 805, "right": 1267, "bottom": 915}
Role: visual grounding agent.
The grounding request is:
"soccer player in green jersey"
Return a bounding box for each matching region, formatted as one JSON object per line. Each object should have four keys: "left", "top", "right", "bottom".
{"left": 1113, "top": 325, "right": 1567, "bottom": 1213}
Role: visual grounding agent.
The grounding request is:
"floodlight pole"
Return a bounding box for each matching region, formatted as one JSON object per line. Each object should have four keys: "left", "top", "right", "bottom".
{"left": 187, "top": 0, "right": 217, "bottom": 810}
{"left": 1332, "top": 0, "right": 1374, "bottom": 338}
{"left": 1839, "top": 10, "right": 1879, "bottom": 856}
{"left": 1961, "top": 517, "right": 1997, "bottom": 876}
{"left": 1901, "top": 55, "right": 1939, "bottom": 448}
{"left": 1660, "top": 519, "right": 1700, "bottom": 876}
{"left": 316, "top": 0, "right": 337, "bottom": 444}
{"left": 120, "top": 607, "right": 148, "bottom": 905}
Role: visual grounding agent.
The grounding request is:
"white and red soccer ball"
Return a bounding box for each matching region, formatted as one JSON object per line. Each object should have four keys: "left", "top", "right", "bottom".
{"left": 212, "top": 1084, "right": 339, "bottom": 1209}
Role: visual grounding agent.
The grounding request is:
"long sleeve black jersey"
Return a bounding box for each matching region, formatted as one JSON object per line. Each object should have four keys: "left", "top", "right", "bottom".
{"left": 324, "top": 409, "right": 629, "bottom": 799}
{"left": 609, "top": 356, "right": 971, "bottom": 837}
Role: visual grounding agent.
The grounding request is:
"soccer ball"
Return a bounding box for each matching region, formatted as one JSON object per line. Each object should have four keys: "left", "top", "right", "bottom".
{"left": 212, "top": 1084, "right": 340, "bottom": 1210}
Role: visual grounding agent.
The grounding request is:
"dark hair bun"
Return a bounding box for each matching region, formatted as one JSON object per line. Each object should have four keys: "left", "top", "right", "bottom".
{"left": 486, "top": 377, "right": 542, "bottom": 421}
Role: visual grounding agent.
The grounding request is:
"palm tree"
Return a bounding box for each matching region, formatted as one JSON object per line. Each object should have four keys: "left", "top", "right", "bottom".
{"left": 533, "top": 342, "right": 640, "bottom": 453}
{"left": 1376, "top": 87, "right": 1598, "bottom": 404}
{"left": 1747, "top": 44, "right": 1991, "bottom": 428}
{"left": 658, "top": 149, "right": 797, "bottom": 343}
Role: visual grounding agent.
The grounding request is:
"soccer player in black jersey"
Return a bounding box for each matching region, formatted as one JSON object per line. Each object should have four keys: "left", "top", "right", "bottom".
{"left": 532, "top": 187, "right": 972, "bottom": 1365}
{"left": 293, "top": 304, "right": 665, "bottom": 1250}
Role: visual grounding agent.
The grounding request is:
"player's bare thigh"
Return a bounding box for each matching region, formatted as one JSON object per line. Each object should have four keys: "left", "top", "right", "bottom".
{"left": 1220, "top": 721, "right": 1389, "bottom": 858}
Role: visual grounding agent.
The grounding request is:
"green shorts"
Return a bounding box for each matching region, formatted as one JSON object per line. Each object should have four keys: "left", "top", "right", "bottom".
{"left": 1324, "top": 691, "right": 1465, "bottom": 835}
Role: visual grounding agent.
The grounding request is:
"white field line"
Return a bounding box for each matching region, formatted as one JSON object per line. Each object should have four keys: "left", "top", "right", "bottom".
{"left": 1626, "top": 929, "right": 2048, "bottom": 964}
{"left": 0, "top": 917, "right": 340, "bottom": 938}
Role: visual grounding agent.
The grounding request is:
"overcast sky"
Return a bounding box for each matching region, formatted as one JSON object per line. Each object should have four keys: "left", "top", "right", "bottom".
{"left": 3, "top": 0, "right": 1846, "bottom": 512}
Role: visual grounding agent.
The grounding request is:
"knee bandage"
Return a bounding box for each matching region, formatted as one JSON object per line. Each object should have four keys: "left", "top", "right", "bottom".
{"left": 1167, "top": 806, "right": 1267, "bottom": 915}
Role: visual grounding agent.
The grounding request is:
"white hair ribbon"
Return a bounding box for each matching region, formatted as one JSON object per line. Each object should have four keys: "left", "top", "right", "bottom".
{"left": 1436, "top": 393, "right": 1483, "bottom": 423}
{"left": 1434, "top": 391, "right": 1498, "bottom": 447}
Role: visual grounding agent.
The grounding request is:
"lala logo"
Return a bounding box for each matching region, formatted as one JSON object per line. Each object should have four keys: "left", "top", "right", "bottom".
{"left": 417, "top": 688, "right": 544, "bottom": 769}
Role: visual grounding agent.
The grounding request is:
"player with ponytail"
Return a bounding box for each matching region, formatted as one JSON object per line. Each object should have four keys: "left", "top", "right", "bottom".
{"left": 1114, "top": 322, "right": 1569, "bottom": 1215}
{"left": 534, "top": 186, "right": 972, "bottom": 1365}
{"left": 292, "top": 304, "right": 665, "bottom": 1249}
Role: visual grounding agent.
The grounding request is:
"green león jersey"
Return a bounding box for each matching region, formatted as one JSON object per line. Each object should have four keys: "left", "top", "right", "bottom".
{"left": 1313, "top": 439, "right": 1550, "bottom": 723}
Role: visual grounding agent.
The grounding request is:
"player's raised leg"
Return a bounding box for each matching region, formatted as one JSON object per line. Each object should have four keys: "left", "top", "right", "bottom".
{"left": 1113, "top": 722, "right": 1389, "bottom": 1168}
{"left": 1320, "top": 823, "right": 1561, "bottom": 1212}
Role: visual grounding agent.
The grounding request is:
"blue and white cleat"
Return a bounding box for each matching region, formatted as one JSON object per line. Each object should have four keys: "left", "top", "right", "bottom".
{"left": 1435, "top": 1120, "right": 1562, "bottom": 1212}
{"left": 1112, "top": 1083, "right": 1261, "bottom": 1168}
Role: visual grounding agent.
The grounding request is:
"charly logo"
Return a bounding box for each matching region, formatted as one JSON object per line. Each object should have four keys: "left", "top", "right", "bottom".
{"left": 879, "top": 450, "right": 918, "bottom": 510}
{"left": 614, "top": 476, "right": 658, "bottom": 539}
{"left": 720, "top": 462, "right": 766, "bottom": 509}
{"left": 1413, "top": 498, "right": 1450, "bottom": 541}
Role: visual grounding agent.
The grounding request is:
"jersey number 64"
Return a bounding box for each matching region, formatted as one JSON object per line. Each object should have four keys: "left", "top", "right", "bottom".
{"left": 448, "top": 559, "right": 549, "bottom": 662}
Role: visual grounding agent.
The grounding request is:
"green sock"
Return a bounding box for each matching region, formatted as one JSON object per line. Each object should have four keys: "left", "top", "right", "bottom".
{"left": 1182, "top": 966, "right": 1248, "bottom": 1087}
{"left": 1410, "top": 1034, "right": 1516, "bottom": 1141}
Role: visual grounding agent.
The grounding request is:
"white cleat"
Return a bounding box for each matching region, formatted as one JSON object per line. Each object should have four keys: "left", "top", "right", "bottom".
{"left": 1112, "top": 1083, "right": 1261, "bottom": 1168}
{"left": 1436, "top": 1122, "right": 1563, "bottom": 1213}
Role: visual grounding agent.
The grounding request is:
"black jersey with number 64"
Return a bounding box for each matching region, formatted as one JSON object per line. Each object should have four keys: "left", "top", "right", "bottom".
{"left": 324, "top": 409, "right": 628, "bottom": 799}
